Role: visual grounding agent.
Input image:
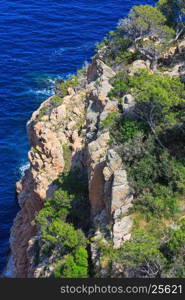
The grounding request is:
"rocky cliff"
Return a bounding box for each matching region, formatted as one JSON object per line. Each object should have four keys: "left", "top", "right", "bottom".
{"left": 9, "top": 35, "right": 185, "bottom": 278}
{"left": 8, "top": 49, "right": 137, "bottom": 278}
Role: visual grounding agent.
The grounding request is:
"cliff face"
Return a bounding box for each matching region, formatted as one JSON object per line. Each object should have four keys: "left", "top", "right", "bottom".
{"left": 11, "top": 85, "right": 87, "bottom": 277}
{"left": 10, "top": 52, "right": 154, "bottom": 278}
{"left": 10, "top": 36, "right": 185, "bottom": 277}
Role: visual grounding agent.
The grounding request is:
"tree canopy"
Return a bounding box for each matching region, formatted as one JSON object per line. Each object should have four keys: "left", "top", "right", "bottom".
{"left": 118, "top": 4, "right": 175, "bottom": 69}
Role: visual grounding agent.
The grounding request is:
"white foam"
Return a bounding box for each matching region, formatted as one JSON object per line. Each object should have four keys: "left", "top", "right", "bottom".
{"left": 34, "top": 88, "right": 54, "bottom": 96}
{"left": 19, "top": 161, "right": 30, "bottom": 177}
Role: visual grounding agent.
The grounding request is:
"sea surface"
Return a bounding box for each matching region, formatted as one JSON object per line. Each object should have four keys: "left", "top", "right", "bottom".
{"left": 0, "top": 0, "right": 155, "bottom": 273}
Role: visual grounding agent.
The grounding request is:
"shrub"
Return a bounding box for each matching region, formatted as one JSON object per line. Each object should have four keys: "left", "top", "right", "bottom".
{"left": 127, "top": 151, "right": 159, "bottom": 195}
{"left": 117, "top": 229, "right": 166, "bottom": 277}
{"left": 36, "top": 106, "right": 50, "bottom": 121}
{"left": 109, "top": 70, "right": 185, "bottom": 138}
{"left": 108, "top": 71, "right": 129, "bottom": 100}
{"left": 167, "top": 219, "right": 185, "bottom": 256}
{"left": 42, "top": 219, "right": 86, "bottom": 252}
{"left": 62, "top": 145, "right": 72, "bottom": 174}
{"left": 45, "top": 189, "right": 73, "bottom": 220}
{"left": 115, "top": 50, "right": 141, "bottom": 64}
{"left": 136, "top": 184, "right": 179, "bottom": 219}
{"left": 55, "top": 170, "right": 90, "bottom": 229}
{"left": 57, "top": 75, "right": 79, "bottom": 97}
{"left": 101, "top": 112, "right": 118, "bottom": 129}
{"left": 119, "top": 119, "right": 146, "bottom": 142}
{"left": 51, "top": 96, "right": 63, "bottom": 108}
{"left": 54, "top": 247, "right": 88, "bottom": 278}
{"left": 36, "top": 189, "right": 73, "bottom": 230}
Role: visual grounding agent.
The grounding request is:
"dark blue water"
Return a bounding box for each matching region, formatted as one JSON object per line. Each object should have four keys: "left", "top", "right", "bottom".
{"left": 0, "top": 0, "right": 155, "bottom": 273}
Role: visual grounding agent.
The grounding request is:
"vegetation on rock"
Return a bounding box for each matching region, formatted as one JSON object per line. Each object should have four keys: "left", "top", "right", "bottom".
{"left": 32, "top": 0, "right": 185, "bottom": 278}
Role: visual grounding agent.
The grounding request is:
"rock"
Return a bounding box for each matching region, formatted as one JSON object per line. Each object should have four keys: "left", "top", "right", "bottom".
{"left": 163, "top": 62, "right": 185, "bottom": 82}
{"left": 99, "top": 101, "right": 118, "bottom": 123}
{"left": 10, "top": 53, "right": 133, "bottom": 278}
{"left": 121, "top": 94, "right": 136, "bottom": 118}
{"left": 89, "top": 147, "right": 133, "bottom": 272}
{"left": 128, "top": 59, "right": 150, "bottom": 75}
{"left": 67, "top": 120, "right": 76, "bottom": 130}
{"left": 87, "top": 58, "right": 115, "bottom": 83}
{"left": 10, "top": 84, "right": 87, "bottom": 278}
{"left": 73, "top": 106, "right": 82, "bottom": 116}
{"left": 87, "top": 58, "right": 115, "bottom": 100}
{"left": 113, "top": 216, "right": 133, "bottom": 248}
{"left": 67, "top": 87, "right": 75, "bottom": 95}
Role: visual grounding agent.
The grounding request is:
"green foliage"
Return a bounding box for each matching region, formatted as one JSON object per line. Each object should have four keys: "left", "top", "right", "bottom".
{"left": 101, "top": 112, "right": 118, "bottom": 129}
{"left": 128, "top": 70, "right": 185, "bottom": 108}
{"left": 109, "top": 70, "right": 185, "bottom": 134}
{"left": 36, "top": 189, "right": 74, "bottom": 239}
{"left": 112, "top": 69, "right": 185, "bottom": 108}
{"left": 129, "top": 4, "right": 167, "bottom": 29}
{"left": 51, "top": 96, "right": 63, "bottom": 108}
{"left": 55, "top": 169, "right": 90, "bottom": 229}
{"left": 36, "top": 106, "right": 49, "bottom": 122}
{"left": 136, "top": 184, "right": 179, "bottom": 219}
{"left": 163, "top": 219, "right": 185, "bottom": 277}
{"left": 119, "top": 4, "right": 175, "bottom": 68}
{"left": 36, "top": 169, "right": 89, "bottom": 278}
{"left": 47, "top": 189, "right": 73, "bottom": 219}
{"left": 45, "top": 219, "right": 86, "bottom": 251}
{"left": 62, "top": 145, "right": 72, "bottom": 174}
{"left": 117, "top": 229, "right": 165, "bottom": 269}
{"left": 123, "top": 135, "right": 185, "bottom": 220}
{"left": 108, "top": 71, "right": 128, "bottom": 100}
{"left": 157, "top": 0, "right": 185, "bottom": 31}
{"left": 167, "top": 219, "right": 185, "bottom": 255}
{"left": 42, "top": 243, "right": 53, "bottom": 256}
{"left": 54, "top": 247, "right": 88, "bottom": 278}
{"left": 119, "top": 119, "right": 146, "bottom": 142}
{"left": 96, "top": 37, "right": 111, "bottom": 50}
{"left": 57, "top": 75, "right": 79, "bottom": 97}
{"left": 101, "top": 113, "right": 147, "bottom": 146}
{"left": 115, "top": 50, "right": 141, "bottom": 64}
{"left": 128, "top": 151, "right": 159, "bottom": 194}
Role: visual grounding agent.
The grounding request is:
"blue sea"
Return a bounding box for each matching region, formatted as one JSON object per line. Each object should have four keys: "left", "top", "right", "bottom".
{"left": 0, "top": 0, "right": 155, "bottom": 273}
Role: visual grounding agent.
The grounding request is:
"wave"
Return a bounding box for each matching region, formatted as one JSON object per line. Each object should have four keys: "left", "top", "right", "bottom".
{"left": 19, "top": 161, "right": 30, "bottom": 178}
{"left": 52, "top": 42, "right": 95, "bottom": 57}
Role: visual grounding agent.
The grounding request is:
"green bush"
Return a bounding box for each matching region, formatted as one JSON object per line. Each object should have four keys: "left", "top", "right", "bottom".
{"left": 108, "top": 71, "right": 129, "bottom": 100}
{"left": 57, "top": 75, "right": 79, "bottom": 97}
{"left": 115, "top": 50, "right": 141, "bottom": 64}
{"left": 120, "top": 120, "right": 146, "bottom": 142}
{"left": 62, "top": 145, "right": 72, "bottom": 174}
{"left": 167, "top": 219, "right": 185, "bottom": 256}
{"left": 101, "top": 112, "right": 118, "bottom": 129}
{"left": 36, "top": 106, "right": 50, "bottom": 121}
{"left": 55, "top": 170, "right": 90, "bottom": 229}
{"left": 109, "top": 70, "right": 185, "bottom": 136}
{"left": 36, "top": 168, "right": 89, "bottom": 277}
{"left": 127, "top": 151, "right": 159, "bottom": 194}
{"left": 51, "top": 96, "right": 63, "bottom": 108}
{"left": 116, "top": 229, "right": 166, "bottom": 276}
{"left": 36, "top": 189, "right": 73, "bottom": 228}
{"left": 136, "top": 184, "right": 179, "bottom": 219}
{"left": 123, "top": 136, "right": 184, "bottom": 220}
{"left": 54, "top": 247, "right": 88, "bottom": 278}
{"left": 45, "top": 219, "right": 86, "bottom": 251}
